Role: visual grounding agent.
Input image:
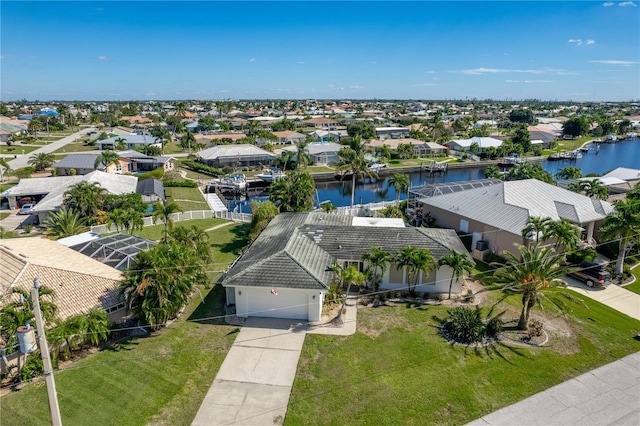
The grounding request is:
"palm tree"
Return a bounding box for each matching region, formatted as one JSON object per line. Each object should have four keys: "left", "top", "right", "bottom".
{"left": 555, "top": 167, "right": 582, "bottom": 181}
{"left": 568, "top": 179, "right": 608, "bottom": 200}
{"left": 180, "top": 130, "right": 196, "bottom": 155}
{"left": 154, "top": 129, "right": 172, "bottom": 156}
{"left": 152, "top": 201, "right": 183, "bottom": 239}
{"left": 600, "top": 198, "right": 640, "bottom": 274}
{"left": 94, "top": 150, "right": 120, "bottom": 170}
{"left": 438, "top": 249, "right": 474, "bottom": 299}
{"left": 0, "top": 287, "right": 57, "bottom": 352}
{"left": 494, "top": 244, "right": 570, "bottom": 330}
{"left": 28, "top": 119, "right": 42, "bottom": 138}
{"left": 113, "top": 137, "right": 126, "bottom": 151}
{"left": 175, "top": 102, "right": 187, "bottom": 118}
{"left": 269, "top": 170, "right": 316, "bottom": 212}
{"left": 295, "top": 138, "right": 312, "bottom": 169}
{"left": 394, "top": 247, "right": 437, "bottom": 296}
{"left": 521, "top": 216, "right": 552, "bottom": 245}
{"left": 484, "top": 166, "right": 502, "bottom": 179}
{"left": 28, "top": 152, "right": 55, "bottom": 171}
{"left": 278, "top": 150, "right": 296, "bottom": 172}
{"left": 361, "top": 246, "right": 392, "bottom": 291}
{"left": 64, "top": 181, "right": 108, "bottom": 223}
{"left": 123, "top": 209, "right": 144, "bottom": 235}
{"left": 388, "top": 172, "right": 410, "bottom": 202}
{"left": 243, "top": 120, "right": 262, "bottom": 138}
{"left": 0, "top": 158, "right": 11, "bottom": 182}
{"left": 337, "top": 136, "right": 377, "bottom": 207}
{"left": 107, "top": 208, "right": 126, "bottom": 232}
{"left": 44, "top": 208, "right": 88, "bottom": 238}
{"left": 546, "top": 220, "right": 581, "bottom": 252}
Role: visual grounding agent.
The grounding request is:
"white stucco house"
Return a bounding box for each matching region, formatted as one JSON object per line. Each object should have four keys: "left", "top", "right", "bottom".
{"left": 222, "top": 212, "right": 471, "bottom": 321}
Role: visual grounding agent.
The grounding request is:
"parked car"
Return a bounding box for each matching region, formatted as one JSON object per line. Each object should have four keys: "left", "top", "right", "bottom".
{"left": 568, "top": 261, "right": 611, "bottom": 288}
{"left": 18, "top": 204, "right": 34, "bottom": 215}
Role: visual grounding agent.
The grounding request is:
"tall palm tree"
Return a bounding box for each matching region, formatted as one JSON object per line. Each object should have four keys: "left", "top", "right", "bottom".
{"left": 152, "top": 201, "right": 183, "bottom": 239}
{"left": 154, "top": 129, "right": 172, "bottom": 155}
{"left": 0, "top": 287, "right": 57, "bottom": 352}
{"left": 568, "top": 179, "right": 609, "bottom": 200}
{"left": 175, "top": 102, "right": 187, "bottom": 118}
{"left": 361, "top": 246, "right": 392, "bottom": 291}
{"left": 0, "top": 158, "right": 11, "bottom": 182}
{"left": 113, "top": 137, "right": 126, "bottom": 151}
{"left": 63, "top": 181, "right": 108, "bottom": 223}
{"left": 394, "top": 247, "right": 437, "bottom": 296}
{"left": 521, "top": 216, "right": 552, "bottom": 245}
{"left": 600, "top": 198, "right": 640, "bottom": 274}
{"left": 123, "top": 209, "right": 144, "bottom": 235}
{"left": 180, "top": 130, "right": 197, "bottom": 155}
{"left": 438, "top": 249, "right": 474, "bottom": 299}
{"left": 243, "top": 120, "right": 262, "bottom": 138}
{"left": 546, "top": 220, "right": 581, "bottom": 252}
{"left": 94, "top": 150, "right": 120, "bottom": 170}
{"left": 494, "top": 244, "right": 569, "bottom": 330}
{"left": 295, "top": 138, "right": 312, "bottom": 169}
{"left": 269, "top": 170, "right": 316, "bottom": 212}
{"left": 107, "top": 208, "right": 126, "bottom": 232}
{"left": 44, "top": 208, "right": 88, "bottom": 238}
{"left": 337, "top": 136, "right": 377, "bottom": 207}
{"left": 28, "top": 119, "right": 42, "bottom": 138}
{"left": 28, "top": 152, "right": 55, "bottom": 171}
{"left": 388, "top": 172, "right": 410, "bottom": 202}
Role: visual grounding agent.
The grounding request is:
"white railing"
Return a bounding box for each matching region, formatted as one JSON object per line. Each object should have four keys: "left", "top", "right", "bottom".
{"left": 90, "top": 210, "right": 252, "bottom": 234}
{"left": 330, "top": 200, "right": 400, "bottom": 216}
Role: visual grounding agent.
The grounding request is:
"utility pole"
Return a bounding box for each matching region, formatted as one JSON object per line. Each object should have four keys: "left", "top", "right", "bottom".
{"left": 32, "top": 278, "right": 63, "bottom": 426}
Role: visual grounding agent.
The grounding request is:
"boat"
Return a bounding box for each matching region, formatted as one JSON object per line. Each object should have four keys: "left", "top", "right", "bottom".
{"left": 256, "top": 167, "right": 286, "bottom": 182}
{"left": 212, "top": 174, "right": 247, "bottom": 191}
{"left": 367, "top": 162, "right": 388, "bottom": 172}
{"left": 628, "top": 132, "right": 638, "bottom": 139}
{"left": 500, "top": 154, "right": 527, "bottom": 166}
{"left": 605, "top": 134, "right": 618, "bottom": 143}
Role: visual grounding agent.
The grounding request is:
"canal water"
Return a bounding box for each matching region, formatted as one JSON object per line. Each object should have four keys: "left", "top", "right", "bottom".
{"left": 227, "top": 137, "right": 640, "bottom": 212}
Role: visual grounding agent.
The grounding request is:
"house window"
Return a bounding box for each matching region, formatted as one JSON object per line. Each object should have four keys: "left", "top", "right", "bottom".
{"left": 388, "top": 263, "right": 404, "bottom": 284}
{"left": 343, "top": 261, "right": 364, "bottom": 273}
{"left": 460, "top": 219, "right": 469, "bottom": 234}
{"left": 115, "top": 164, "right": 122, "bottom": 172}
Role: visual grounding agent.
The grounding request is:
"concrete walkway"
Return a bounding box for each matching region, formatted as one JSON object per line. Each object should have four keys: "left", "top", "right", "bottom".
{"left": 192, "top": 299, "right": 357, "bottom": 425}
{"left": 468, "top": 352, "right": 640, "bottom": 425}
{"left": 564, "top": 276, "right": 640, "bottom": 321}
{"left": 6, "top": 127, "right": 96, "bottom": 170}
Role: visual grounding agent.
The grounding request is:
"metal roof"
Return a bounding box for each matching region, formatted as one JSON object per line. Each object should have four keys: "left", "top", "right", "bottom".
{"left": 197, "top": 144, "right": 275, "bottom": 160}
{"left": 53, "top": 154, "right": 101, "bottom": 170}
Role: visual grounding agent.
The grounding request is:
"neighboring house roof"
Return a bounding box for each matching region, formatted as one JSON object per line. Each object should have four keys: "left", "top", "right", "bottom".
{"left": 419, "top": 179, "right": 613, "bottom": 236}
{"left": 117, "top": 150, "right": 174, "bottom": 165}
{"left": 121, "top": 115, "right": 152, "bottom": 124}
{"left": 602, "top": 167, "right": 640, "bottom": 182}
{"left": 0, "top": 238, "right": 123, "bottom": 321}
{"left": 99, "top": 134, "right": 157, "bottom": 146}
{"left": 307, "top": 142, "right": 344, "bottom": 155}
{"left": 136, "top": 179, "right": 165, "bottom": 200}
{"left": 272, "top": 130, "right": 306, "bottom": 139}
{"left": 4, "top": 171, "right": 138, "bottom": 213}
{"left": 53, "top": 153, "right": 102, "bottom": 170}
{"left": 197, "top": 144, "right": 275, "bottom": 160}
{"left": 448, "top": 136, "right": 503, "bottom": 149}
{"left": 222, "top": 212, "right": 468, "bottom": 291}
{"left": 195, "top": 133, "right": 247, "bottom": 142}
{"left": 304, "top": 117, "right": 337, "bottom": 125}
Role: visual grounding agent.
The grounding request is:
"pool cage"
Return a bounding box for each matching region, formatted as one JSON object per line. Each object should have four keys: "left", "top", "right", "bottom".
{"left": 70, "top": 233, "right": 157, "bottom": 271}
{"left": 406, "top": 178, "right": 502, "bottom": 227}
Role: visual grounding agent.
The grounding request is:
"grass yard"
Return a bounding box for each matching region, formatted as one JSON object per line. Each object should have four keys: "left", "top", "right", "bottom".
{"left": 0, "top": 212, "right": 10, "bottom": 221}
{"left": 52, "top": 139, "right": 99, "bottom": 154}
{"left": 0, "top": 145, "right": 42, "bottom": 155}
{"left": 623, "top": 265, "right": 640, "bottom": 295}
{"left": 0, "top": 222, "right": 251, "bottom": 425}
{"left": 286, "top": 289, "right": 640, "bottom": 425}
{"left": 131, "top": 218, "right": 229, "bottom": 242}
{"left": 178, "top": 167, "right": 215, "bottom": 181}
{"left": 164, "top": 186, "right": 209, "bottom": 212}
{"left": 163, "top": 142, "right": 187, "bottom": 155}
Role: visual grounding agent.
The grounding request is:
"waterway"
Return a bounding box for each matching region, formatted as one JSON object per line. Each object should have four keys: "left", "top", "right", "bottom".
{"left": 227, "top": 137, "right": 640, "bottom": 213}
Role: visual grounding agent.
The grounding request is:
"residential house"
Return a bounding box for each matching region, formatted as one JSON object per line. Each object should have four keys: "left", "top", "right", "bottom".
{"left": 197, "top": 144, "right": 276, "bottom": 168}
{"left": 307, "top": 142, "right": 344, "bottom": 166}
{"left": 120, "top": 115, "right": 153, "bottom": 125}
{"left": 136, "top": 179, "right": 165, "bottom": 204}
{"left": 222, "top": 212, "right": 471, "bottom": 321}
{"left": 53, "top": 153, "right": 120, "bottom": 176}
{"left": 271, "top": 130, "right": 307, "bottom": 145}
{"left": 367, "top": 138, "right": 447, "bottom": 156}
{"left": 117, "top": 150, "right": 176, "bottom": 173}
{"left": 0, "top": 238, "right": 126, "bottom": 324}
{"left": 303, "top": 117, "right": 338, "bottom": 130}
{"left": 375, "top": 126, "right": 411, "bottom": 140}
{"left": 446, "top": 136, "right": 503, "bottom": 152}
{"left": 195, "top": 133, "right": 247, "bottom": 147}
{"left": 413, "top": 179, "right": 613, "bottom": 259}
{"left": 98, "top": 134, "right": 159, "bottom": 150}
{"left": 309, "top": 129, "right": 347, "bottom": 143}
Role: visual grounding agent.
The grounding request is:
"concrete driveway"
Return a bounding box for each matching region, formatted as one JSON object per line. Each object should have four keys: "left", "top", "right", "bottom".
{"left": 564, "top": 276, "right": 640, "bottom": 321}
{"left": 192, "top": 317, "right": 307, "bottom": 426}
{"left": 0, "top": 208, "right": 37, "bottom": 231}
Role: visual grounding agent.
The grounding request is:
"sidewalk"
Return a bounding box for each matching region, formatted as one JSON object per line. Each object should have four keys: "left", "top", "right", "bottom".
{"left": 467, "top": 352, "right": 640, "bottom": 425}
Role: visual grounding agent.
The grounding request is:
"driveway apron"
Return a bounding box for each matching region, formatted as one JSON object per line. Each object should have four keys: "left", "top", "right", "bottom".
{"left": 564, "top": 276, "right": 640, "bottom": 321}
{"left": 192, "top": 317, "right": 307, "bottom": 426}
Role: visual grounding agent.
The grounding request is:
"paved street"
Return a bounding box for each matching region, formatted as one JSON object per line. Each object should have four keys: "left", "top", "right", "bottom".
{"left": 467, "top": 352, "right": 640, "bottom": 426}
{"left": 6, "top": 127, "right": 96, "bottom": 170}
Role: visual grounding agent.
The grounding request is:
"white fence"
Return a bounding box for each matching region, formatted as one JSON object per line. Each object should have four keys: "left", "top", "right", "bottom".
{"left": 449, "top": 150, "right": 481, "bottom": 161}
{"left": 90, "top": 210, "right": 252, "bottom": 234}
{"left": 331, "top": 200, "right": 399, "bottom": 216}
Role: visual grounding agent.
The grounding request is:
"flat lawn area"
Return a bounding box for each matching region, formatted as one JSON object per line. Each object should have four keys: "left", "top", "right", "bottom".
{"left": 178, "top": 167, "right": 215, "bottom": 181}
{"left": 0, "top": 212, "right": 10, "bottom": 220}
{"left": 0, "top": 222, "right": 251, "bottom": 425}
{"left": 623, "top": 265, "right": 640, "bottom": 295}
{"left": 164, "top": 186, "right": 209, "bottom": 211}
{"left": 51, "top": 139, "right": 99, "bottom": 154}
{"left": 131, "top": 218, "right": 228, "bottom": 241}
{"left": 0, "top": 145, "right": 42, "bottom": 155}
{"left": 286, "top": 290, "right": 640, "bottom": 425}
{"left": 163, "top": 142, "right": 186, "bottom": 155}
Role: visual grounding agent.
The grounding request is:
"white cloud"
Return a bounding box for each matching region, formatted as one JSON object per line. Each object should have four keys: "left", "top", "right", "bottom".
{"left": 505, "top": 80, "right": 552, "bottom": 84}
{"left": 602, "top": 1, "right": 614, "bottom": 5}
{"left": 349, "top": 85, "right": 365, "bottom": 90}
{"left": 249, "top": 58, "right": 255, "bottom": 62}
{"left": 457, "top": 67, "right": 545, "bottom": 75}
{"left": 417, "top": 83, "right": 440, "bottom": 87}
{"left": 97, "top": 55, "right": 112, "bottom": 61}
{"left": 590, "top": 60, "right": 638, "bottom": 65}
{"left": 296, "top": 61, "right": 305, "bottom": 65}
{"left": 569, "top": 39, "right": 583, "bottom": 45}
{"left": 586, "top": 39, "right": 596, "bottom": 44}
{"left": 619, "top": 1, "right": 637, "bottom": 6}
{"left": 370, "top": 61, "right": 378, "bottom": 64}
{"left": 425, "top": 70, "right": 436, "bottom": 74}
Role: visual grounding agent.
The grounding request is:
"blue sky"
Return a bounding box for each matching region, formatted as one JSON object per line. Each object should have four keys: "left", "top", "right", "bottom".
{"left": 2, "top": 1, "right": 639, "bottom": 101}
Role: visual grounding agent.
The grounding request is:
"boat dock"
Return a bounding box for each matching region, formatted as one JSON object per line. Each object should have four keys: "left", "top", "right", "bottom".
{"left": 421, "top": 160, "right": 448, "bottom": 174}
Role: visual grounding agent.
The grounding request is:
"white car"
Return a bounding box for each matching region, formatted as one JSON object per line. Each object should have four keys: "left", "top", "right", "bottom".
{"left": 18, "top": 204, "right": 34, "bottom": 215}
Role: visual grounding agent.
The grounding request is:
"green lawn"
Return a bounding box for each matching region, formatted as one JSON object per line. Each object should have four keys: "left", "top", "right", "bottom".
{"left": 0, "top": 222, "right": 252, "bottom": 425}
{"left": 163, "top": 142, "right": 187, "bottom": 155}
{"left": 286, "top": 290, "right": 640, "bottom": 425}
{"left": 52, "top": 139, "right": 99, "bottom": 154}
{"left": 0, "top": 212, "right": 10, "bottom": 221}
{"left": 0, "top": 145, "right": 42, "bottom": 155}
{"left": 178, "top": 167, "right": 215, "bottom": 181}
{"left": 164, "top": 186, "right": 209, "bottom": 211}
{"left": 131, "top": 218, "right": 229, "bottom": 242}
{"left": 623, "top": 265, "right": 640, "bottom": 295}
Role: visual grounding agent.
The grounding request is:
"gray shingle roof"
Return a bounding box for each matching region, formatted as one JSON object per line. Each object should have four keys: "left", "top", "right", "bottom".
{"left": 136, "top": 179, "right": 165, "bottom": 200}
{"left": 53, "top": 154, "right": 101, "bottom": 170}
{"left": 222, "top": 212, "right": 468, "bottom": 290}
{"left": 197, "top": 144, "right": 275, "bottom": 160}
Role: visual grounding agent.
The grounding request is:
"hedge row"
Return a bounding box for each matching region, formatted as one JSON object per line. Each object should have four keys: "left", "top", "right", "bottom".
{"left": 181, "top": 160, "right": 223, "bottom": 177}
{"left": 163, "top": 180, "right": 198, "bottom": 188}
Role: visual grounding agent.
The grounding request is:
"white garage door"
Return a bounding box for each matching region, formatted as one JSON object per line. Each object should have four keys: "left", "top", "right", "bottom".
{"left": 247, "top": 288, "right": 309, "bottom": 320}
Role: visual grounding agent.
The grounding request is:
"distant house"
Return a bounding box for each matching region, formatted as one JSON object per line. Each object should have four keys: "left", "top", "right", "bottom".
{"left": 414, "top": 179, "right": 613, "bottom": 258}
{"left": 136, "top": 179, "right": 165, "bottom": 204}
{"left": 222, "top": 212, "right": 471, "bottom": 321}
{"left": 307, "top": 142, "right": 344, "bottom": 165}
{"left": 0, "top": 238, "right": 126, "bottom": 324}
{"left": 303, "top": 117, "right": 338, "bottom": 130}
{"left": 117, "top": 150, "right": 176, "bottom": 173}
{"left": 53, "top": 152, "right": 175, "bottom": 176}
{"left": 98, "top": 134, "right": 159, "bottom": 150}
{"left": 446, "top": 136, "right": 503, "bottom": 152}
{"left": 527, "top": 126, "right": 557, "bottom": 146}
{"left": 270, "top": 130, "right": 307, "bottom": 145}
{"left": 375, "top": 127, "right": 411, "bottom": 140}
{"left": 121, "top": 115, "right": 152, "bottom": 125}
{"left": 195, "top": 133, "right": 248, "bottom": 146}
{"left": 197, "top": 144, "right": 276, "bottom": 168}
{"left": 367, "top": 138, "right": 447, "bottom": 155}
{"left": 309, "top": 129, "right": 347, "bottom": 142}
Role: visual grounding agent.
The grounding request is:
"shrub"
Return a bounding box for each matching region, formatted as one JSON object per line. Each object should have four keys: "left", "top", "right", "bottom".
{"left": 528, "top": 319, "right": 544, "bottom": 337}
{"left": 443, "top": 307, "right": 485, "bottom": 343}
{"left": 181, "top": 160, "right": 222, "bottom": 177}
{"left": 486, "top": 316, "right": 504, "bottom": 336}
{"left": 20, "top": 354, "right": 44, "bottom": 382}
{"left": 566, "top": 247, "right": 597, "bottom": 264}
{"left": 23, "top": 224, "right": 33, "bottom": 234}
{"left": 163, "top": 180, "right": 197, "bottom": 188}
{"left": 137, "top": 168, "right": 164, "bottom": 180}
